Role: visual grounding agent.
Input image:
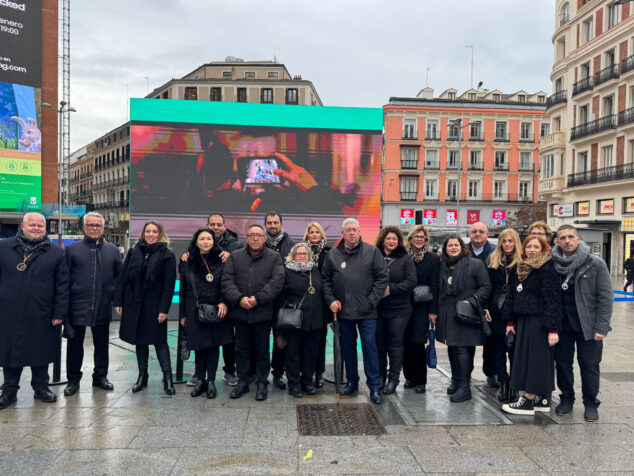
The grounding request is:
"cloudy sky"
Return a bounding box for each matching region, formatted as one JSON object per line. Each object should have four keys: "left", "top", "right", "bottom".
{"left": 69, "top": 0, "right": 555, "bottom": 150}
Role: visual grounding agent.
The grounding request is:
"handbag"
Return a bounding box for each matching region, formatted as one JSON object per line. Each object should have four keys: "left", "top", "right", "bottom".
{"left": 276, "top": 290, "right": 307, "bottom": 330}
{"left": 425, "top": 324, "right": 437, "bottom": 368}
{"left": 505, "top": 330, "right": 515, "bottom": 349}
{"left": 189, "top": 271, "right": 220, "bottom": 324}
{"left": 455, "top": 300, "right": 481, "bottom": 326}
{"left": 413, "top": 285, "right": 433, "bottom": 303}
{"left": 489, "top": 293, "right": 506, "bottom": 313}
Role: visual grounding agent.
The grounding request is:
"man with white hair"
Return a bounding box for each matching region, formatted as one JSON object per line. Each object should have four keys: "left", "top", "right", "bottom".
{"left": 322, "top": 218, "right": 388, "bottom": 405}
{"left": 0, "top": 212, "right": 69, "bottom": 409}
{"left": 63, "top": 212, "right": 122, "bottom": 397}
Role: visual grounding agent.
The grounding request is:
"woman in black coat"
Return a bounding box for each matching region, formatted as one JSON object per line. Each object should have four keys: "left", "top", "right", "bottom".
{"left": 436, "top": 235, "right": 491, "bottom": 403}
{"left": 114, "top": 221, "right": 176, "bottom": 395}
{"left": 179, "top": 229, "right": 233, "bottom": 398}
{"left": 279, "top": 243, "right": 325, "bottom": 398}
{"left": 501, "top": 235, "right": 562, "bottom": 416}
{"left": 484, "top": 228, "right": 522, "bottom": 403}
{"left": 402, "top": 225, "right": 439, "bottom": 394}
{"left": 375, "top": 226, "right": 417, "bottom": 394}
{"left": 303, "top": 222, "right": 331, "bottom": 388}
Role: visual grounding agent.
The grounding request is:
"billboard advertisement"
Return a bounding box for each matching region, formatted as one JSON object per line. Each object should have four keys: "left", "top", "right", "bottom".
{"left": 130, "top": 99, "right": 383, "bottom": 256}
{"left": 400, "top": 208, "right": 414, "bottom": 225}
{"left": 0, "top": 0, "right": 42, "bottom": 211}
{"left": 467, "top": 210, "right": 480, "bottom": 225}
{"left": 422, "top": 209, "right": 437, "bottom": 225}
{"left": 446, "top": 210, "right": 457, "bottom": 226}
{"left": 492, "top": 210, "right": 506, "bottom": 226}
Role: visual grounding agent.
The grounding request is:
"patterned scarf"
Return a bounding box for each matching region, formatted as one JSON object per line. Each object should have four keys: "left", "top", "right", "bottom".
{"left": 265, "top": 230, "right": 285, "bottom": 249}
{"left": 309, "top": 239, "right": 327, "bottom": 266}
{"left": 516, "top": 253, "right": 551, "bottom": 283}
{"left": 408, "top": 245, "right": 426, "bottom": 263}
{"left": 285, "top": 260, "right": 314, "bottom": 272}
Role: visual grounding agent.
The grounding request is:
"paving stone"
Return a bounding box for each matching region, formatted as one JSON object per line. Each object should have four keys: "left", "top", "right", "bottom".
{"left": 376, "top": 426, "right": 457, "bottom": 447}
{"left": 410, "top": 446, "right": 541, "bottom": 473}
{"left": 175, "top": 446, "right": 299, "bottom": 475}
{"left": 448, "top": 425, "right": 561, "bottom": 447}
{"left": 0, "top": 450, "right": 62, "bottom": 475}
{"left": 523, "top": 444, "right": 634, "bottom": 472}
{"left": 543, "top": 422, "right": 634, "bottom": 446}
{"left": 17, "top": 425, "right": 142, "bottom": 450}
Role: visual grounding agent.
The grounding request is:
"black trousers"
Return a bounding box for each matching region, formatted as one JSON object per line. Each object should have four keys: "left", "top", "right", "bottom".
{"left": 555, "top": 326, "right": 603, "bottom": 407}
{"left": 492, "top": 328, "right": 514, "bottom": 382}
{"left": 316, "top": 326, "right": 328, "bottom": 376}
{"left": 195, "top": 343, "right": 235, "bottom": 379}
{"left": 376, "top": 316, "right": 409, "bottom": 381}
{"left": 271, "top": 338, "right": 285, "bottom": 378}
{"left": 66, "top": 323, "right": 110, "bottom": 383}
{"left": 136, "top": 342, "right": 172, "bottom": 374}
{"left": 1, "top": 365, "right": 50, "bottom": 393}
{"left": 284, "top": 328, "right": 320, "bottom": 387}
{"left": 482, "top": 333, "right": 497, "bottom": 378}
{"left": 234, "top": 320, "right": 271, "bottom": 385}
{"left": 402, "top": 341, "right": 427, "bottom": 386}
{"left": 448, "top": 345, "right": 475, "bottom": 385}
{"left": 193, "top": 347, "right": 220, "bottom": 382}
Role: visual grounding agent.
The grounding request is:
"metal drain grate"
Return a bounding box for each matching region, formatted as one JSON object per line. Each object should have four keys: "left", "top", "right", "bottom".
{"left": 296, "top": 403, "right": 386, "bottom": 436}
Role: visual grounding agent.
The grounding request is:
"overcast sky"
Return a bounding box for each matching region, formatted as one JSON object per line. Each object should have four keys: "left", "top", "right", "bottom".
{"left": 69, "top": 0, "right": 556, "bottom": 151}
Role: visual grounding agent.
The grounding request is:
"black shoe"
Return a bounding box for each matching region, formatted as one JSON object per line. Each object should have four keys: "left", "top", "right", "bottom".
{"left": 206, "top": 381, "right": 217, "bottom": 399}
{"left": 415, "top": 384, "right": 426, "bottom": 394}
{"left": 502, "top": 395, "right": 535, "bottom": 415}
{"left": 379, "top": 375, "right": 387, "bottom": 391}
{"left": 533, "top": 395, "right": 551, "bottom": 412}
{"left": 132, "top": 372, "right": 148, "bottom": 393}
{"left": 339, "top": 382, "right": 358, "bottom": 397}
{"left": 0, "top": 391, "right": 17, "bottom": 410}
{"left": 449, "top": 385, "right": 472, "bottom": 403}
{"left": 163, "top": 373, "right": 176, "bottom": 396}
{"left": 382, "top": 379, "right": 398, "bottom": 395}
{"left": 301, "top": 383, "right": 316, "bottom": 396}
{"left": 403, "top": 380, "right": 415, "bottom": 389}
{"left": 314, "top": 374, "right": 324, "bottom": 389}
{"left": 446, "top": 378, "right": 458, "bottom": 395}
{"left": 497, "top": 381, "right": 509, "bottom": 402}
{"left": 289, "top": 384, "right": 303, "bottom": 398}
{"left": 555, "top": 400, "right": 574, "bottom": 416}
{"left": 486, "top": 376, "right": 501, "bottom": 388}
{"left": 255, "top": 382, "right": 268, "bottom": 401}
{"left": 64, "top": 381, "right": 80, "bottom": 397}
{"left": 273, "top": 375, "right": 286, "bottom": 390}
{"left": 34, "top": 388, "right": 57, "bottom": 403}
{"left": 92, "top": 377, "right": 114, "bottom": 391}
{"left": 584, "top": 405, "right": 599, "bottom": 422}
{"left": 190, "top": 379, "right": 205, "bottom": 397}
{"left": 370, "top": 389, "right": 383, "bottom": 405}
{"left": 230, "top": 383, "right": 249, "bottom": 399}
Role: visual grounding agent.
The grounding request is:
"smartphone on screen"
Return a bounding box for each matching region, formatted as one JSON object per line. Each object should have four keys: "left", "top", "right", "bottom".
{"left": 238, "top": 157, "right": 280, "bottom": 185}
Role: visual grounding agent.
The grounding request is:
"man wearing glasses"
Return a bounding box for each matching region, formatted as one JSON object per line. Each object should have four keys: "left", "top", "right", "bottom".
{"left": 63, "top": 212, "right": 122, "bottom": 396}
{"left": 222, "top": 225, "right": 285, "bottom": 401}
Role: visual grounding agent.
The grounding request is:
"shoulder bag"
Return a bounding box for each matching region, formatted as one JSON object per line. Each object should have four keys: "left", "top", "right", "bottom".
{"left": 413, "top": 285, "right": 433, "bottom": 303}
{"left": 455, "top": 300, "right": 481, "bottom": 326}
{"left": 276, "top": 290, "right": 307, "bottom": 330}
{"left": 189, "top": 271, "right": 220, "bottom": 324}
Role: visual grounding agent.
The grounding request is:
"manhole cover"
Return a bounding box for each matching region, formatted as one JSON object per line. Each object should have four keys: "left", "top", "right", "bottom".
{"left": 296, "top": 403, "right": 386, "bottom": 436}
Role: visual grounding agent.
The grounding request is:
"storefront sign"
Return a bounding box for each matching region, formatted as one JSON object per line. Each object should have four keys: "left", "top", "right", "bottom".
{"left": 466, "top": 210, "right": 480, "bottom": 225}
{"left": 557, "top": 204, "right": 573, "bottom": 217}
{"left": 598, "top": 199, "right": 614, "bottom": 215}
{"left": 446, "top": 210, "right": 457, "bottom": 226}
{"left": 423, "top": 209, "right": 437, "bottom": 225}
{"left": 576, "top": 201, "right": 590, "bottom": 216}
{"left": 400, "top": 208, "right": 415, "bottom": 225}
{"left": 551, "top": 204, "right": 559, "bottom": 216}
{"left": 625, "top": 197, "right": 634, "bottom": 214}
{"left": 491, "top": 210, "right": 506, "bottom": 226}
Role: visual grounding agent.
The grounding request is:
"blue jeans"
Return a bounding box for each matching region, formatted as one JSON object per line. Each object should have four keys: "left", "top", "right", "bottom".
{"left": 340, "top": 318, "right": 381, "bottom": 391}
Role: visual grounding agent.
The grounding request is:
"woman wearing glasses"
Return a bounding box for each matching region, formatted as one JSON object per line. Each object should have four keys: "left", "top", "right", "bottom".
{"left": 402, "top": 225, "right": 440, "bottom": 394}
{"left": 527, "top": 221, "right": 554, "bottom": 246}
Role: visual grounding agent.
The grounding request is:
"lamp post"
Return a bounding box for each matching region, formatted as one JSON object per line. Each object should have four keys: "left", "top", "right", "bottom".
{"left": 42, "top": 101, "right": 76, "bottom": 245}
{"left": 448, "top": 118, "right": 470, "bottom": 234}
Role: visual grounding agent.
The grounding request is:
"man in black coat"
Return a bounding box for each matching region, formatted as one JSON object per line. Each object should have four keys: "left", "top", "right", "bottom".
{"left": 322, "top": 218, "right": 389, "bottom": 405}
{"left": 0, "top": 212, "right": 68, "bottom": 409}
{"left": 221, "top": 225, "right": 285, "bottom": 401}
{"left": 467, "top": 221, "right": 498, "bottom": 388}
{"left": 264, "top": 211, "right": 295, "bottom": 390}
{"left": 63, "top": 212, "right": 122, "bottom": 396}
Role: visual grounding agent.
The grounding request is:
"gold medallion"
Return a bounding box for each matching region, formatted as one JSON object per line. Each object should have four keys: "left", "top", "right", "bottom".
{"left": 308, "top": 286, "right": 316, "bottom": 295}
{"left": 16, "top": 262, "right": 27, "bottom": 272}
{"left": 206, "top": 273, "right": 214, "bottom": 282}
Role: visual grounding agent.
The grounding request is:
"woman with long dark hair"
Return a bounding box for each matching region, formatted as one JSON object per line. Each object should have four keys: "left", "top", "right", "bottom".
{"left": 436, "top": 235, "right": 491, "bottom": 403}
{"left": 402, "top": 225, "right": 439, "bottom": 394}
{"left": 179, "top": 228, "right": 233, "bottom": 398}
{"left": 114, "top": 221, "right": 176, "bottom": 395}
{"left": 501, "top": 235, "right": 561, "bottom": 416}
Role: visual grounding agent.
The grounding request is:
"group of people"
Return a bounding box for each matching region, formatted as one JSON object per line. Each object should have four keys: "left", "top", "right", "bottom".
{"left": 0, "top": 212, "right": 613, "bottom": 422}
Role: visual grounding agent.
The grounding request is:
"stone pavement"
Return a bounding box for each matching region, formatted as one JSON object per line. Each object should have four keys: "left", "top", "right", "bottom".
{"left": 0, "top": 299, "right": 633, "bottom": 475}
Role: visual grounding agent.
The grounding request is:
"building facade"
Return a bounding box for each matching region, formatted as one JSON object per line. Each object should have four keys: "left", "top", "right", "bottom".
{"left": 540, "top": 0, "right": 634, "bottom": 274}
{"left": 383, "top": 87, "right": 546, "bottom": 241}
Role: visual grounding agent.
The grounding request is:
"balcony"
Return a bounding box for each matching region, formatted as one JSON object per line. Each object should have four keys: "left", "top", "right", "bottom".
{"left": 446, "top": 162, "right": 461, "bottom": 170}
{"left": 570, "top": 115, "right": 617, "bottom": 140}
{"left": 400, "top": 192, "right": 417, "bottom": 201}
{"left": 402, "top": 129, "right": 417, "bottom": 140}
{"left": 539, "top": 131, "right": 565, "bottom": 151}
{"left": 480, "top": 193, "right": 533, "bottom": 202}
{"left": 559, "top": 14, "right": 569, "bottom": 26}
{"left": 469, "top": 132, "right": 484, "bottom": 142}
{"left": 468, "top": 161, "right": 483, "bottom": 171}
{"left": 425, "top": 130, "right": 441, "bottom": 141}
{"left": 539, "top": 175, "right": 565, "bottom": 193}
{"left": 494, "top": 162, "right": 509, "bottom": 171}
{"left": 546, "top": 90, "right": 567, "bottom": 108}
{"left": 494, "top": 132, "right": 509, "bottom": 142}
{"left": 447, "top": 133, "right": 460, "bottom": 141}
{"left": 400, "top": 160, "right": 418, "bottom": 170}
{"left": 572, "top": 77, "right": 593, "bottom": 96}
{"left": 80, "top": 171, "right": 93, "bottom": 179}
{"left": 519, "top": 162, "right": 535, "bottom": 172}
{"left": 567, "top": 162, "right": 634, "bottom": 187}
{"left": 622, "top": 54, "right": 634, "bottom": 75}
{"left": 594, "top": 64, "right": 619, "bottom": 87}
{"left": 424, "top": 160, "right": 440, "bottom": 170}
{"left": 519, "top": 134, "right": 535, "bottom": 143}
{"left": 619, "top": 107, "right": 634, "bottom": 127}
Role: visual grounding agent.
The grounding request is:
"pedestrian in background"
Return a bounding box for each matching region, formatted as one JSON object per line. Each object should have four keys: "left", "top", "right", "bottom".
{"left": 624, "top": 251, "right": 634, "bottom": 292}
{"left": 114, "top": 221, "right": 176, "bottom": 395}
{"left": 527, "top": 221, "right": 554, "bottom": 246}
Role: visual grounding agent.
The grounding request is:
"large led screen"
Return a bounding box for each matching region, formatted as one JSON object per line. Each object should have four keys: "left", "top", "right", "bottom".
{"left": 0, "top": 0, "right": 42, "bottom": 211}
{"left": 130, "top": 99, "right": 383, "bottom": 256}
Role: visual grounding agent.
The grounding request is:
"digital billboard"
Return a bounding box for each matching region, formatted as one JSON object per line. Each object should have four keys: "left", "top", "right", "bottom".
{"left": 0, "top": 0, "right": 42, "bottom": 211}
{"left": 130, "top": 99, "right": 383, "bottom": 256}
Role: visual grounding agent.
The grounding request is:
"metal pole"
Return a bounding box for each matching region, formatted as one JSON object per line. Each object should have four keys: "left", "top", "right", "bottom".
{"left": 456, "top": 119, "right": 461, "bottom": 234}
{"left": 58, "top": 106, "right": 63, "bottom": 245}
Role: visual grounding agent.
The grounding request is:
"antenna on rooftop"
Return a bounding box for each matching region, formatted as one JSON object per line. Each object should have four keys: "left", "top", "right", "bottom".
{"left": 426, "top": 65, "right": 433, "bottom": 87}
{"left": 466, "top": 45, "right": 474, "bottom": 89}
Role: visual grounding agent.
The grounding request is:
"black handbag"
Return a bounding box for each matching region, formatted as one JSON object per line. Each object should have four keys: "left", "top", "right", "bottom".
{"left": 505, "top": 330, "right": 515, "bottom": 349}
{"left": 413, "top": 285, "right": 433, "bottom": 303}
{"left": 489, "top": 293, "right": 506, "bottom": 313}
{"left": 455, "top": 300, "right": 481, "bottom": 326}
{"left": 190, "top": 271, "right": 220, "bottom": 324}
{"left": 276, "top": 291, "right": 307, "bottom": 330}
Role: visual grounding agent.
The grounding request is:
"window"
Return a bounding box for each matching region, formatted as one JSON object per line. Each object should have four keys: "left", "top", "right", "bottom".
{"left": 400, "top": 176, "right": 418, "bottom": 201}
{"left": 222, "top": 71, "right": 232, "bottom": 78}
{"left": 577, "top": 151, "right": 588, "bottom": 173}
{"left": 448, "top": 92, "right": 456, "bottom": 100}
{"left": 583, "top": 17, "right": 593, "bottom": 43}
{"left": 495, "top": 121, "right": 508, "bottom": 141}
{"left": 579, "top": 105, "right": 589, "bottom": 125}
{"left": 541, "top": 122, "right": 550, "bottom": 137}
{"left": 261, "top": 88, "right": 273, "bottom": 104}
{"left": 468, "top": 93, "right": 476, "bottom": 101}
{"left": 493, "top": 93, "right": 501, "bottom": 102}
{"left": 285, "top": 88, "right": 298, "bottom": 104}
{"left": 580, "top": 61, "right": 591, "bottom": 79}
{"left": 517, "top": 94, "right": 526, "bottom": 103}
{"left": 608, "top": 3, "right": 619, "bottom": 29}
{"left": 520, "top": 151, "right": 532, "bottom": 171}
{"left": 561, "top": 3, "right": 570, "bottom": 25}
{"left": 468, "top": 180, "right": 480, "bottom": 198}
{"left": 469, "top": 121, "right": 482, "bottom": 139}
{"left": 605, "top": 49, "right": 616, "bottom": 67}
{"left": 161, "top": 91, "right": 169, "bottom": 99}
{"left": 542, "top": 154, "right": 555, "bottom": 178}
{"left": 603, "top": 95, "right": 614, "bottom": 116}
{"left": 557, "top": 37, "right": 566, "bottom": 60}
{"left": 401, "top": 147, "right": 418, "bottom": 169}
{"left": 267, "top": 71, "right": 279, "bottom": 79}
{"left": 520, "top": 122, "right": 533, "bottom": 141}
{"left": 403, "top": 118, "right": 417, "bottom": 139}
{"left": 494, "top": 181, "right": 506, "bottom": 199}
{"left": 447, "top": 180, "right": 458, "bottom": 199}
{"left": 237, "top": 87, "right": 247, "bottom": 102}
{"left": 602, "top": 145, "right": 613, "bottom": 168}
{"left": 184, "top": 87, "right": 197, "bottom": 100}
{"left": 448, "top": 150, "right": 460, "bottom": 168}
{"left": 210, "top": 87, "right": 222, "bottom": 101}
{"left": 425, "top": 179, "right": 437, "bottom": 198}
{"left": 494, "top": 151, "right": 507, "bottom": 170}
{"left": 538, "top": 95, "right": 546, "bottom": 103}
{"left": 553, "top": 116, "right": 561, "bottom": 132}
{"left": 448, "top": 122, "right": 460, "bottom": 139}
{"left": 425, "top": 149, "right": 439, "bottom": 169}
{"left": 555, "top": 77, "right": 564, "bottom": 92}
{"left": 426, "top": 120, "right": 439, "bottom": 140}
{"left": 244, "top": 72, "right": 256, "bottom": 79}
{"left": 519, "top": 181, "right": 530, "bottom": 199}
{"left": 469, "top": 150, "right": 482, "bottom": 169}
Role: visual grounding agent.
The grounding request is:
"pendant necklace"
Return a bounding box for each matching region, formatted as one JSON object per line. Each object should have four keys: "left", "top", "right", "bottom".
{"left": 561, "top": 274, "right": 572, "bottom": 291}
{"left": 516, "top": 283, "right": 523, "bottom": 292}
{"left": 17, "top": 252, "right": 34, "bottom": 272}
{"left": 201, "top": 254, "right": 213, "bottom": 282}
{"left": 307, "top": 270, "right": 316, "bottom": 295}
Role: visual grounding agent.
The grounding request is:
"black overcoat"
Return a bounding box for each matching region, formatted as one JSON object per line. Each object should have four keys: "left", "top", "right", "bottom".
{"left": 114, "top": 243, "right": 176, "bottom": 345}
{"left": 378, "top": 246, "right": 417, "bottom": 319}
{"left": 265, "top": 232, "right": 295, "bottom": 259}
{"left": 406, "top": 251, "right": 440, "bottom": 344}
{"left": 486, "top": 261, "right": 517, "bottom": 333}
{"left": 0, "top": 236, "right": 69, "bottom": 367}
{"left": 278, "top": 267, "right": 325, "bottom": 331}
{"left": 65, "top": 237, "right": 122, "bottom": 327}
{"left": 436, "top": 256, "right": 491, "bottom": 346}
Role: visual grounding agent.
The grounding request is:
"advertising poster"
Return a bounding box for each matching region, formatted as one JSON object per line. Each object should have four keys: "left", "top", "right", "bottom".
{"left": 130, "top": 99, "right": 383, "bottom": 257}
{"left": 400, "top": 208, "right": 414, "bottom": 225}
{"left": 422, "top": 209, "right": 437, "bottom": 225}
{"left": 0, "top": 0, "right": 42, "bottom": 211}
{"left": 599, "top": 199, "right": 614, "bottom": 214}
{"left": 467, "top": 210, "right": 480, "bottom": 224}
{"left": 557, "top": 204, "right": 573, "bottom": 217}
{"left": 576, "top": 201, "right": 590, "bottom": 215}
{"left": 625, "top": 197, "right": 634, "bottom": 213}
{"left": 491, "top": 210, "right": 506, "bottom": 226}
{"left": 446, "top": 209, "right": 457, "bottom": 226}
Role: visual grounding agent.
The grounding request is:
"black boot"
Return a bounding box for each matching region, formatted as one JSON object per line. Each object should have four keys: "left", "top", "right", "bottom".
{"left": 156, "top": 343, "right": 175, "bottom": 396}
{"left": 191, "top": 379, "right": 205, "bottom": 397}
{"left": 206, "top": 381, "right": 217, "bottom": 399}
{"left": 497, "top": 379, "right": 510, "bottom": 402}
{"left": 450, "top": 380, "right": 472, "bottom": 403}
{"left": 162, "top": 372, "right": 176, "bottom": 396}
{"left": 446, "top": 378, "right": 458, "bottom": 395}
{"left": 132, "top": 345, "right": 149, "bottom": 393}
{"left": 379, "top": 374, "right": 387, "bottom": 392}
{"left": 383, "top": 378, "right": 398, "bottom": 395}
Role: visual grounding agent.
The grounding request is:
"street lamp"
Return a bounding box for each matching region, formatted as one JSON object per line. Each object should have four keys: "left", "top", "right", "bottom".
{"left": 42, "top": 101, "right": 76, "bottom": 245}
{"left": 448, "top": 118, "right": 470, "bottom": 234}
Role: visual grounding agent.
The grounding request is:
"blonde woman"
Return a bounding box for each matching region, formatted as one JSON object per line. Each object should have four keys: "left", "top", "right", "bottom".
{"left": 114, "top": 221, "right": 177, "bottom": 395}
{"left": 485, "top": 228, "right": 522, "bottom": 402}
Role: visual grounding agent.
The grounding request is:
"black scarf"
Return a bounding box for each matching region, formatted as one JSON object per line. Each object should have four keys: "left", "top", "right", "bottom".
{"left": 309, "top": 239, "right": 327, "bottom": 266}
{"left": 440, "top": 252, "right": 467, "bottom": 297}
{"left": 189, "top": 246, "right": 222, "bottom": 277}
{"left": 16, "top": 228, "right": 50, "bottom": 254}
{"left": 127, "top": 241, "right": 167, "bottom": 284}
